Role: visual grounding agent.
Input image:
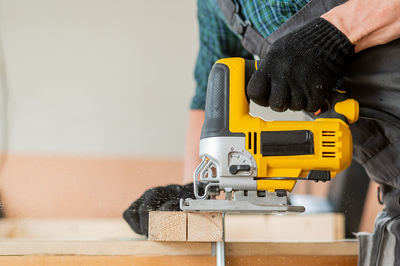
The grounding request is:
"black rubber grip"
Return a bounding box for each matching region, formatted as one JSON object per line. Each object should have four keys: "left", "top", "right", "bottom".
{"left": 200, "top": 63, "right": 243, "bottom": 139}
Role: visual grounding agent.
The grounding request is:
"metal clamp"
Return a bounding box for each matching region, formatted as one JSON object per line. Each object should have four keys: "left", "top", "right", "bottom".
{"left": 193, "top": 156, "right": 220, "bottom": 199}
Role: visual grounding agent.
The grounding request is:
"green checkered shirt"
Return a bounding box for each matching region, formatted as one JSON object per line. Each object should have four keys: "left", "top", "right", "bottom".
{"left": 191, "top": 0, "right": 310, "bottom": 110}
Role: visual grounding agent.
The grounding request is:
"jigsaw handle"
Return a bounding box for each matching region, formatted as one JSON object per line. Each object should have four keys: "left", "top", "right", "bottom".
{"left": 201, "top": 58, "right": 359, "bottom": 140}
{"left": 244, "top": 59, "right": 359, "bottom": 125}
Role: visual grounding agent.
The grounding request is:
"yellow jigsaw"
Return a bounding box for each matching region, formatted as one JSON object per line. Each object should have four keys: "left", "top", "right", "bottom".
{"left": 181, "top": 57, "right": 359, "bottom": 213}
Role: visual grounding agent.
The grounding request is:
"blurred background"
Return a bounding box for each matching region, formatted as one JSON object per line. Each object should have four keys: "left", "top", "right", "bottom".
{"left": 0, "top": 0, "right": 197, "bottom": 217}
{"left": 0, "top": 0, "right": 308, "bottom": 218}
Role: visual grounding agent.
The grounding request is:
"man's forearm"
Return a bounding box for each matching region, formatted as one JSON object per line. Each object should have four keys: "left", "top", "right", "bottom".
{"left": 322, "top": 0, "right": 400, "bottom": 52}
{"left": 183, "top": 110, "right": 205, "bottom": 184}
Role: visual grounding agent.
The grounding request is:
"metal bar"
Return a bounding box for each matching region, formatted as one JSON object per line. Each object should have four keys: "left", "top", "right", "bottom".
{"left": 216, "top": 212, "right": 225, "bottom": 266}
{"left": 216, "top": 241, "right": 225, "bottom": 266}
{"left": 180, "top": 198, "right": 305, "bottom": 213}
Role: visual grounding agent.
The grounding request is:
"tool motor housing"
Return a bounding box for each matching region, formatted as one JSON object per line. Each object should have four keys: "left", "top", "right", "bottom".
{"left": 199, "top": 58, "right": 357, "bottom": 193}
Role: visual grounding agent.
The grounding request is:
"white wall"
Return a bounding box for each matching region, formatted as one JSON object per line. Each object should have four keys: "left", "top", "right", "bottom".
{"left": 0, "top": 0, "right": 198, "bottom": 157}
{"left": 0, "top": 0, "right": 306, "bottom": 158}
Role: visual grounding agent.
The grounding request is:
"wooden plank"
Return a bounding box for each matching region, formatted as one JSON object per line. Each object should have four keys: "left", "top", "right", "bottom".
{"left": 187, "top": 212, "right": 222, "bottom": 242}
{"left": 0, "top": 239, "right": 357, "bottom": 256}
{"left": 0, "top": 256, "right": 215, "bottom": 266}
{"left": 0, "top": 240, "right": 212, "bottom": 256}
{"left": 0, "top": 218, "right": 143, "bottom": 240}
{"left": 0, "top": 213, "right": 345, "bottom": 243}
{"left": 227, "top": 256, "right": 357, "bottom": 266}
{"left": 226, "top": 241, "right": 358, "bottom": 256}
{"left": 334, "top": 213, "right": 346, "bottom": 240}
{"left": 225, "top": 213, "right": 345, "bottom": 242}
{"left": 0, "top": 255, "right": 357, "bottom": 266}
{"left": 148, "top": 211, "right": 186, "bottom": 241}
{"left": 148, "top": 211, "right": 345, "bottom": 242}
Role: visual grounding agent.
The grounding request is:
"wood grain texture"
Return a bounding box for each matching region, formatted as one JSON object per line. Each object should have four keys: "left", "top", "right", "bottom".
{"left": 225, "top": 213, "right": 345, "bottom": 242}
{"left": 187, "top": 212, "right": 222, "bottom": 242}
{"left": 0, "top": 240, "right": 357, "bottom": 256}
{"left": 0, "top": 240, "right": 212, "bottom": 256}
{"left": 0, "top": 213, "right": 345, "bottom": 243}
{"left": 226, "top": 241, "right": 358, "bottom": 256}
{"left": 0, "top": 218, "right": 358, "bottom": 266}
{"left": 0, "top": 256, "right": 215, "bottom": 266}
{"left": 148, "top": 211, "right": 345, "bottom": 242}
{"left": 0, "top": 255, "right": 357, "bottom": 266}
{"left": 227, "top": 256, "right": 357, "bottom": 266}
{"left": 148, "top": 211, "right": 186, "bottom": 241}
{"left": 0, "top": 218, "right": 142, "bottom": 240}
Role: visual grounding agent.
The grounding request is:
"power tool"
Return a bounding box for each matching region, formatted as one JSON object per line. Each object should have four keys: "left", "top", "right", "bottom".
{"left": 180, "top": 57, "right": 359, "bottom": 213}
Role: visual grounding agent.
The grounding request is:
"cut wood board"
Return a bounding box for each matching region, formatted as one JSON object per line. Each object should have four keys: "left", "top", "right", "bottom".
{"left": 148, "top": 212, "right": 223, "bottom": 241}
{"left": 148, "top": 211, "right": 345, "bottom": 242}
{"left": 0, "top": 214, "right": 345, "bottom": 243}
{"left": 187, "top": 212, "right": 222, "bottom": 241}
{"left": 226, "top": 213, "right": 344, "bottom": 242}
{"left": 148, "top": 211, "right": 186, "bottom": 241}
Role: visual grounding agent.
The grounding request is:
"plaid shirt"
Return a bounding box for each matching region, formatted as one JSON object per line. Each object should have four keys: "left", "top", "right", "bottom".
{"left": 191, "top": 0, "right": 310, "bottom": 110}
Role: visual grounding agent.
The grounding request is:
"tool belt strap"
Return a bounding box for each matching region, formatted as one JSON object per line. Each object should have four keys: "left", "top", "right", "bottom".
{"left": 216, "top": 0, "right": 347, "bottom": 56}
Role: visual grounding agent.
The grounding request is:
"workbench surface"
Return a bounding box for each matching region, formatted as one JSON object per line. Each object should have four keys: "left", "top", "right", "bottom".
{"left": 0, "top": 218, "right": 358, "bottom": 266}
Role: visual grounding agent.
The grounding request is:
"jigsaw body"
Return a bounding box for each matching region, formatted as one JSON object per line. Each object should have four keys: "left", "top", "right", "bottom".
{"left": 181, "top": 58, "right": 359, "bottom": 213}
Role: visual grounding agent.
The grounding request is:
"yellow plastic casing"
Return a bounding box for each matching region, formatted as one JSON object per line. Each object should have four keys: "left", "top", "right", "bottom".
{"left": 334, "top": 99, "right": 359, "bottom": 124}
{"left": 219, "top": 57, "right": 354, "bottom": 192}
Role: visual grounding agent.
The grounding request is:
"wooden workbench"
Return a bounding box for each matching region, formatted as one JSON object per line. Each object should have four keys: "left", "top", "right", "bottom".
{"left": 0, "top": 239, "right": 358, "bottom": 266}
{"left": 0, "top": 218, "right": 359, "bottom": 266}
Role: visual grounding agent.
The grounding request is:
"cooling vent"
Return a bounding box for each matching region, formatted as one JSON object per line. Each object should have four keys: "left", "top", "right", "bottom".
{"left": 322, "top": 152, "right": 336, "bottom": 158}
{"left": 321, "top": 131, "right": 337, "bottom": 158}
{"left": 322, "top": 131, "right": 335, "bottom": 137}
{"left": 322, "top": 141, "right": 335, "bottom": 147}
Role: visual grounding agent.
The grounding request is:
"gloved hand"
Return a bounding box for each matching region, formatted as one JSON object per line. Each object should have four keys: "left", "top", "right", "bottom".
{"left": 123, "top": 183, "right": 196, "bottom": 236}
{"left": 247, "top": 17, "right": 355, "bottom": 112}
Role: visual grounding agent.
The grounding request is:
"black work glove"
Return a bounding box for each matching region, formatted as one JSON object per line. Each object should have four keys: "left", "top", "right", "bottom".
{"left": 247, "top": 17, "right": 355, "bottom": 112}
{"left": 123, "top": 183, "right": 196, "bottom": 236}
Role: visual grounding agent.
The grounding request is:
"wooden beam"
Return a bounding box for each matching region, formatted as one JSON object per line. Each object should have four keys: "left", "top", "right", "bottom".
{"left": 148, "top": 211, "right": 186, "bottom": 241}
{"left": 225, "top": 213, "right": 344, "bottom": 242}
{"left": 0, "top": 240, "right": 211, "bottom": 256}
{"left": 0, "top": 218, "right": 143, "bottom": 240}
{"left": 0, "top": 256, "right": 215, "bottom": 266}
{"left": 0, "top": 214, "right": 345, "bottom": 242}
{"left": 187, "top": 212, "right": 222, "bottom": 241}
{"left": 148, "top": 211, "right": 345, "bottom": 242}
